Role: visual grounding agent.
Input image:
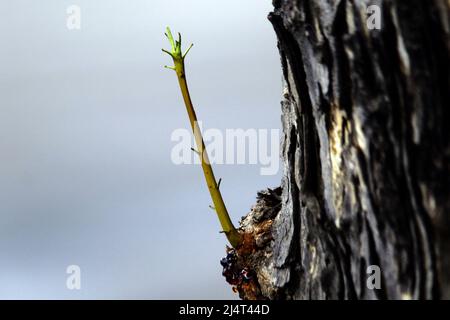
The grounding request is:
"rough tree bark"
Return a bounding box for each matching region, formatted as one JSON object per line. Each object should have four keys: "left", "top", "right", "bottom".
{"left": 222, "top": 0, "right": 450, "bottom": 300}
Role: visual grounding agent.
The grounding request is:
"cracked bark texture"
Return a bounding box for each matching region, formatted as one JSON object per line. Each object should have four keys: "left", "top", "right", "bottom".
{"left": 230, "top": 0, "right": 450, "bottom": 300}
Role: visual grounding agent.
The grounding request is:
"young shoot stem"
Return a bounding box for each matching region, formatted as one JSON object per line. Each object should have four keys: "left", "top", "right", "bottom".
{"left": 162, "top": 27, "right": 242, "bottom": 248}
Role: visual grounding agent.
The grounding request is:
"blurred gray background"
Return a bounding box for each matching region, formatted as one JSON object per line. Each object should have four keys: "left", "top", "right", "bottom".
{"left": 0, "top": 0, "right": 281, "bottom": 299}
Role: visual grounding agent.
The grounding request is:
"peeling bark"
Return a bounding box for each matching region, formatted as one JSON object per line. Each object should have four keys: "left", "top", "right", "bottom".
{"left": 223, "top": 0, "right": 450, "bottom": 300}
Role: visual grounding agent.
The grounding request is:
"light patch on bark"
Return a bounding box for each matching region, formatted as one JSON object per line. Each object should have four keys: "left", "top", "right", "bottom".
{"left": 353, "top": 111, "right": 369, "bottom": 157}
{"left": 401, "top": 292, "right": 412, "bottom": 300}
{"left": 411, "top": 110, "right": 421, "bottom": 144}
{"left": 309, "top": 245, "right": 319, "bottom": 279}
{"left": 420, "top": 183, "right": 438, "bottom": 221}
{"left": 390, "top": 6, "right": 411, "bottom": 76}
{"left": 346, "top": 2, "right": 357, "bottom": 35}
{"left": 329, "top": 108, "right": 346, "bottom": 228}
{"left": 396, "top": 34, "right": 411, "bottom": 76}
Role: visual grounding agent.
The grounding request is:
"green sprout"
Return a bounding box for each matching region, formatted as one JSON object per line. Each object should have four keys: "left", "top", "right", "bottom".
{"left": 162, "top": 27, "right": 243, "bottom": 248}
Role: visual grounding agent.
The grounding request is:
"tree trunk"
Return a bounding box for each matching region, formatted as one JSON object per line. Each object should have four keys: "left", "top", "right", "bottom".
{"left": 222, "top": 0, "right": 450, "bottom": 300}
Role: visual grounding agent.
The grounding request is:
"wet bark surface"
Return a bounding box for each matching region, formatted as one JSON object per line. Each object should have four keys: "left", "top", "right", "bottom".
{"left": 223, "top": 0, "right": 450, "bottom": 300}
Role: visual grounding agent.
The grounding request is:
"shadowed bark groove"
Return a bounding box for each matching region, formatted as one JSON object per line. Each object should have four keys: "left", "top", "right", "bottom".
{"left": 223, "top": 0, "right": 450, "bottom": 300}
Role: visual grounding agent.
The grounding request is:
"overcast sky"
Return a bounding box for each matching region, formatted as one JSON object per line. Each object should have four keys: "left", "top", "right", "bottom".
{"left": 0, "top": 0, "right": 282, "bottom": 299}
